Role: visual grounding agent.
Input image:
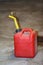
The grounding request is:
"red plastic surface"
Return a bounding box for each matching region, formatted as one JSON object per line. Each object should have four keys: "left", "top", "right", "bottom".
{"left": 14, "top": 28, "right": 37, "bottom": 58}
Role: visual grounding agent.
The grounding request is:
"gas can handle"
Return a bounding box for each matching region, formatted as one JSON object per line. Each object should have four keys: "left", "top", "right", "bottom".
{"left": 21, "top": 28, "right": 33, "bottom": 33}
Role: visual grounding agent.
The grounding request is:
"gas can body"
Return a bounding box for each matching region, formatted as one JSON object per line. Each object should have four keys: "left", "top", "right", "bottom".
{"left": 14, "top": 28, "right": 37, "bottom": 58}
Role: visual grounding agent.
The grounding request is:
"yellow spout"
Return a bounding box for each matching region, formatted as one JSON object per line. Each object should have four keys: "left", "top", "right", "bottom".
{"left": 8, "top": 15, "right": 20, "bottom": 30}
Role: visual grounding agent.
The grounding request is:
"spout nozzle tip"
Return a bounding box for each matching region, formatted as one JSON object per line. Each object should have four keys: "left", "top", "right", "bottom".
{"left": 8, "top": 15, "right": 14, "bottom": 19}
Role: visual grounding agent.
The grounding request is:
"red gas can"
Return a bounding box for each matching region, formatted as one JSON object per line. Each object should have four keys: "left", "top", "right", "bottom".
{"left": 14, "top": 28, "right": 37, "bottom": 58}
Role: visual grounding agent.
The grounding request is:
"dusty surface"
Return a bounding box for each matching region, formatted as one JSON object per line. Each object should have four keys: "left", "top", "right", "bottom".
{"left": 0, "top": 1, "right": 43, "bottom": 65}
{"left": 0, "top": 38, "right": 43, "bottom": 65}
{"left": 0, "top": 2, "right": 43, "bottom": 38}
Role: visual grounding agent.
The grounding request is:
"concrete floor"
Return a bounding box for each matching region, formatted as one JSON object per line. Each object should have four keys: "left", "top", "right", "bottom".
{"left": 0, "top": 38, "right": 43, "bottom": 65}
{"left": 0, "top": 1, "right": 43, "bottom": 65}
